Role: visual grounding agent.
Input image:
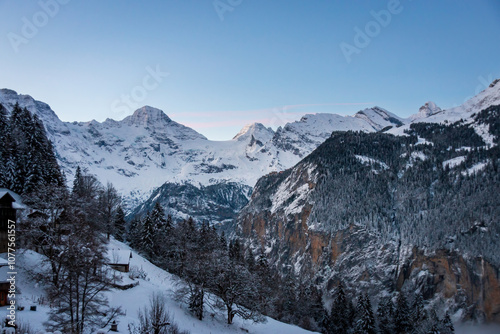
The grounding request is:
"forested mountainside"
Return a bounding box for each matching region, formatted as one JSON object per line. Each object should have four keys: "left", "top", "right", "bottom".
{"left": 236, "top": 105, "right": 500, "bottom": 322}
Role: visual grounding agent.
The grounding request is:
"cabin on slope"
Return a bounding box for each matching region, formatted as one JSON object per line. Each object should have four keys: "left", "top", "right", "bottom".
{"left": 0, "top": 189, "right": 26, "bottom": 254}
{"left": 106, "top": 249, "right": 132, "bottom": 273}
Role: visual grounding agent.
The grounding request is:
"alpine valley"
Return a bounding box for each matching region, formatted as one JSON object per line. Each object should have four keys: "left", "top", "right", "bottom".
{"left": 1, "top": 78, "right": 500, "bottom": 328}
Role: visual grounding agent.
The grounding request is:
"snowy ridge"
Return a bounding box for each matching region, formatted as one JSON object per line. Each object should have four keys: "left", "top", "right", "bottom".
{"left": 270, "top": 109, "right": 403, "bottom": 159}
{"left": 389, "top": 79, "right": 500, "bottom": 140}
{"left": 232, "top": 122, "right": 274, "bottom": 142}
{"left": 354, "top": 106, "right": 405, "bottom": 130}
{"left": 0, "top": 89, "right": 409, "bottom": 209}
{"left": 270, "top": 163, "right": 317, "bottom": 216}
{"left": 1, "top": 79, "right": 498, "bottom": 211}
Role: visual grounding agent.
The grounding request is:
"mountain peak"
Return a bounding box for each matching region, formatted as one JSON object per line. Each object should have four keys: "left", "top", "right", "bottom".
{"left": 410, "top": 101, "right": 442, "bottom": 121}
{"left": 233, "top": 122, "right": 274, "bottom": 141}
{"left": 0, "top": 88, "right": 18, "bottom": 96}
{"left": 124, "top": 106, "right": 172, "bottom": 126}
{"left": 354, "top": 106, "right": 404, "bottom": 130}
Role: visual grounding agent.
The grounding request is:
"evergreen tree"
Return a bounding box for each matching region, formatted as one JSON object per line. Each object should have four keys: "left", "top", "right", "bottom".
{"left": 8, "top": 103, "right": 30, "bottom": 193}
{"left": 328, "top": 282, "right": 349, "bottom": 334}
{"left": 33, "top": 114, "right": 64, "bottom": 187}
{"left": 127, "top": 217, "right": 142, "bottom": 248}
{"left": 245, "top": 247, "right": 256, "bottom": 271}
{"left": 140, "top": 214, "right": 156, "bottom": 258}
{"left": 0, "top": 104, "right": 10, "bottom": 188}
{"left": 149, "top": 202, "right": 171, "bottom": 251}
{"left": 355, "top": 294, "right": 376, "bottom": 334}
{"left": 254, "top": 249, "right": 276, "bottom": 316}
{"left": 411, "top": 293, "right": 428, "bottom": 330}
{"left": 150, "top": 202, "right": 167, "bottom": 228}
{"left": 98, "top": 182, "right": 121, "bottom": 239}
{"left": 0, "top": 104, "right": 63, "bottom": 194}
{"left": 395, "top": 291, "right": 411, "bottom": 334}
{"left": 188, "top": 287, "right": 204, "bottom": 321}
{"left": 0, "top": 104, "right": 7, "bottom": 137}
{"left": 229, "top": 238, "right": 244, "bottom": 264}
{"left": 71, "top": 166, "right": 103, "bottom": 229}
{"left": 441, "top": 312, "right": 454, "bottom": 334}
{"left": 113, "top": 205, "right": 127, "bottom": 242}
{"left": 377, "top": 296, "right": 395, "bottom": 334}
{"left": 73, "top": 166, "right": 83, "bottom": 194}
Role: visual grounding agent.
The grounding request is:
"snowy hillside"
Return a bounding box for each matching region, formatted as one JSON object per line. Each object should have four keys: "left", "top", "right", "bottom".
{"left": 4, "top": 240, "right": 317, "bottom": 334}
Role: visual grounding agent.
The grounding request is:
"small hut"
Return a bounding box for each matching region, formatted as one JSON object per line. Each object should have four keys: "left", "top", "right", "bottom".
{"left": 106, "top": 249, "right": 132, "bottom": 273}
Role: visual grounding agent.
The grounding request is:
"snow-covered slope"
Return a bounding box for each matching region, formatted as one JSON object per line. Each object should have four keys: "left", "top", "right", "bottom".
{"left": 390, "top": 79, "right": 500, "bottom": 141}
{"left": 5, "top": 241, "right": 317, "bottom": 334}
{"left": 271, "top": 107, "right": 404, "bottom": 159}
{"left": 0, "top": 89, "right": 406, "bottom": 209}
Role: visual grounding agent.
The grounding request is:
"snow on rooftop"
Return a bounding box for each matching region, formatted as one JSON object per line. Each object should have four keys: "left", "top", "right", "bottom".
{"left": 0, "top": 188, "right": 27, "bottom": 209}
{"left": 107, "top": 249, "right": 132, "bottom": 265}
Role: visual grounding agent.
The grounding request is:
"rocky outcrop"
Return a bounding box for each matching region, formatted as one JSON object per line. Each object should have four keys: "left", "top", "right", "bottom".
{"left": 397, "top": 249, "right": 500, "bottom": 322}
{"left": 239, "top": 201, "right": 500, "bottom": 322}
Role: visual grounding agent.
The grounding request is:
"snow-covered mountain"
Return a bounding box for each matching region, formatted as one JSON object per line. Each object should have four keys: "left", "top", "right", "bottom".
{"left": 236, "top": 99, "right": 500, "bottom": 323}
{"left": 0, "top": 89, "right": 406, "bottom": 211}
{"left": 409, "top": 101, "right": 442, "bottom": 121}
{"left": 2, "top": 79, "right": 499, "bottom": 218}
{"left": 389, "top": 79, "right": 500, "bottom": 143}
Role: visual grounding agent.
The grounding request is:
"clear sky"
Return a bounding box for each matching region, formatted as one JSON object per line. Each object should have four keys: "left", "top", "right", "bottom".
{"left": 1, "top": 0, "right": 499, "bottom": 140}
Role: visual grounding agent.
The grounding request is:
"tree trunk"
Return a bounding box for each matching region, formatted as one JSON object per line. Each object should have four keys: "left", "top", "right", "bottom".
{"left": 227, "top": 304, "right": 234, "bottom": 324}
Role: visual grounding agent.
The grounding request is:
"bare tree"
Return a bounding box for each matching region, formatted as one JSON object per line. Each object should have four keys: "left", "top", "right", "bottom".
{"left": 129, "top": 292, "right": 189, "bottom": 334}
{"left": 97, "top": 182, "right": 121, "bottom": 239}
{"left": 43, "top": 218, "right": 122, "bottom": 333}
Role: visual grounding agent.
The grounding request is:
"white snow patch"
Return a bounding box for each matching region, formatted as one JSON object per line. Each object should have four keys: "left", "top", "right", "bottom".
{"left": 270, "top": 164, "right": 316, "bottom": 216}
{"left": 415, "top": 137, "right": 434, "bottom": 146}
{"left": 443, "top": 156, "right": 466, "bottom": 169}
{"left": 355, "top": 155, "right": 389, "bottom": 170}
{"left": 462, "top": 161, "right": 489, "bottom": 176}
{"left": 473, "top": 122, "right": 496, "bottom": 147}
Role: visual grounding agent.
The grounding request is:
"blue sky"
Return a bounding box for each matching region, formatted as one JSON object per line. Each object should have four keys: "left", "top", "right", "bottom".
{"left": 1, "top": 0, "right": 499, "bottom": 140}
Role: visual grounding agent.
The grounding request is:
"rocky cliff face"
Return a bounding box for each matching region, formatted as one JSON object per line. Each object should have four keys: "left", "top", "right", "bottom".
{"left": 239, "top": 195, "right": 500, "bottom": 322}
{"left": 236, "top": 101, "right": 500, "bottom": 322}
{"left": 396, "top": 249, "right": 500, "bottom": 322}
